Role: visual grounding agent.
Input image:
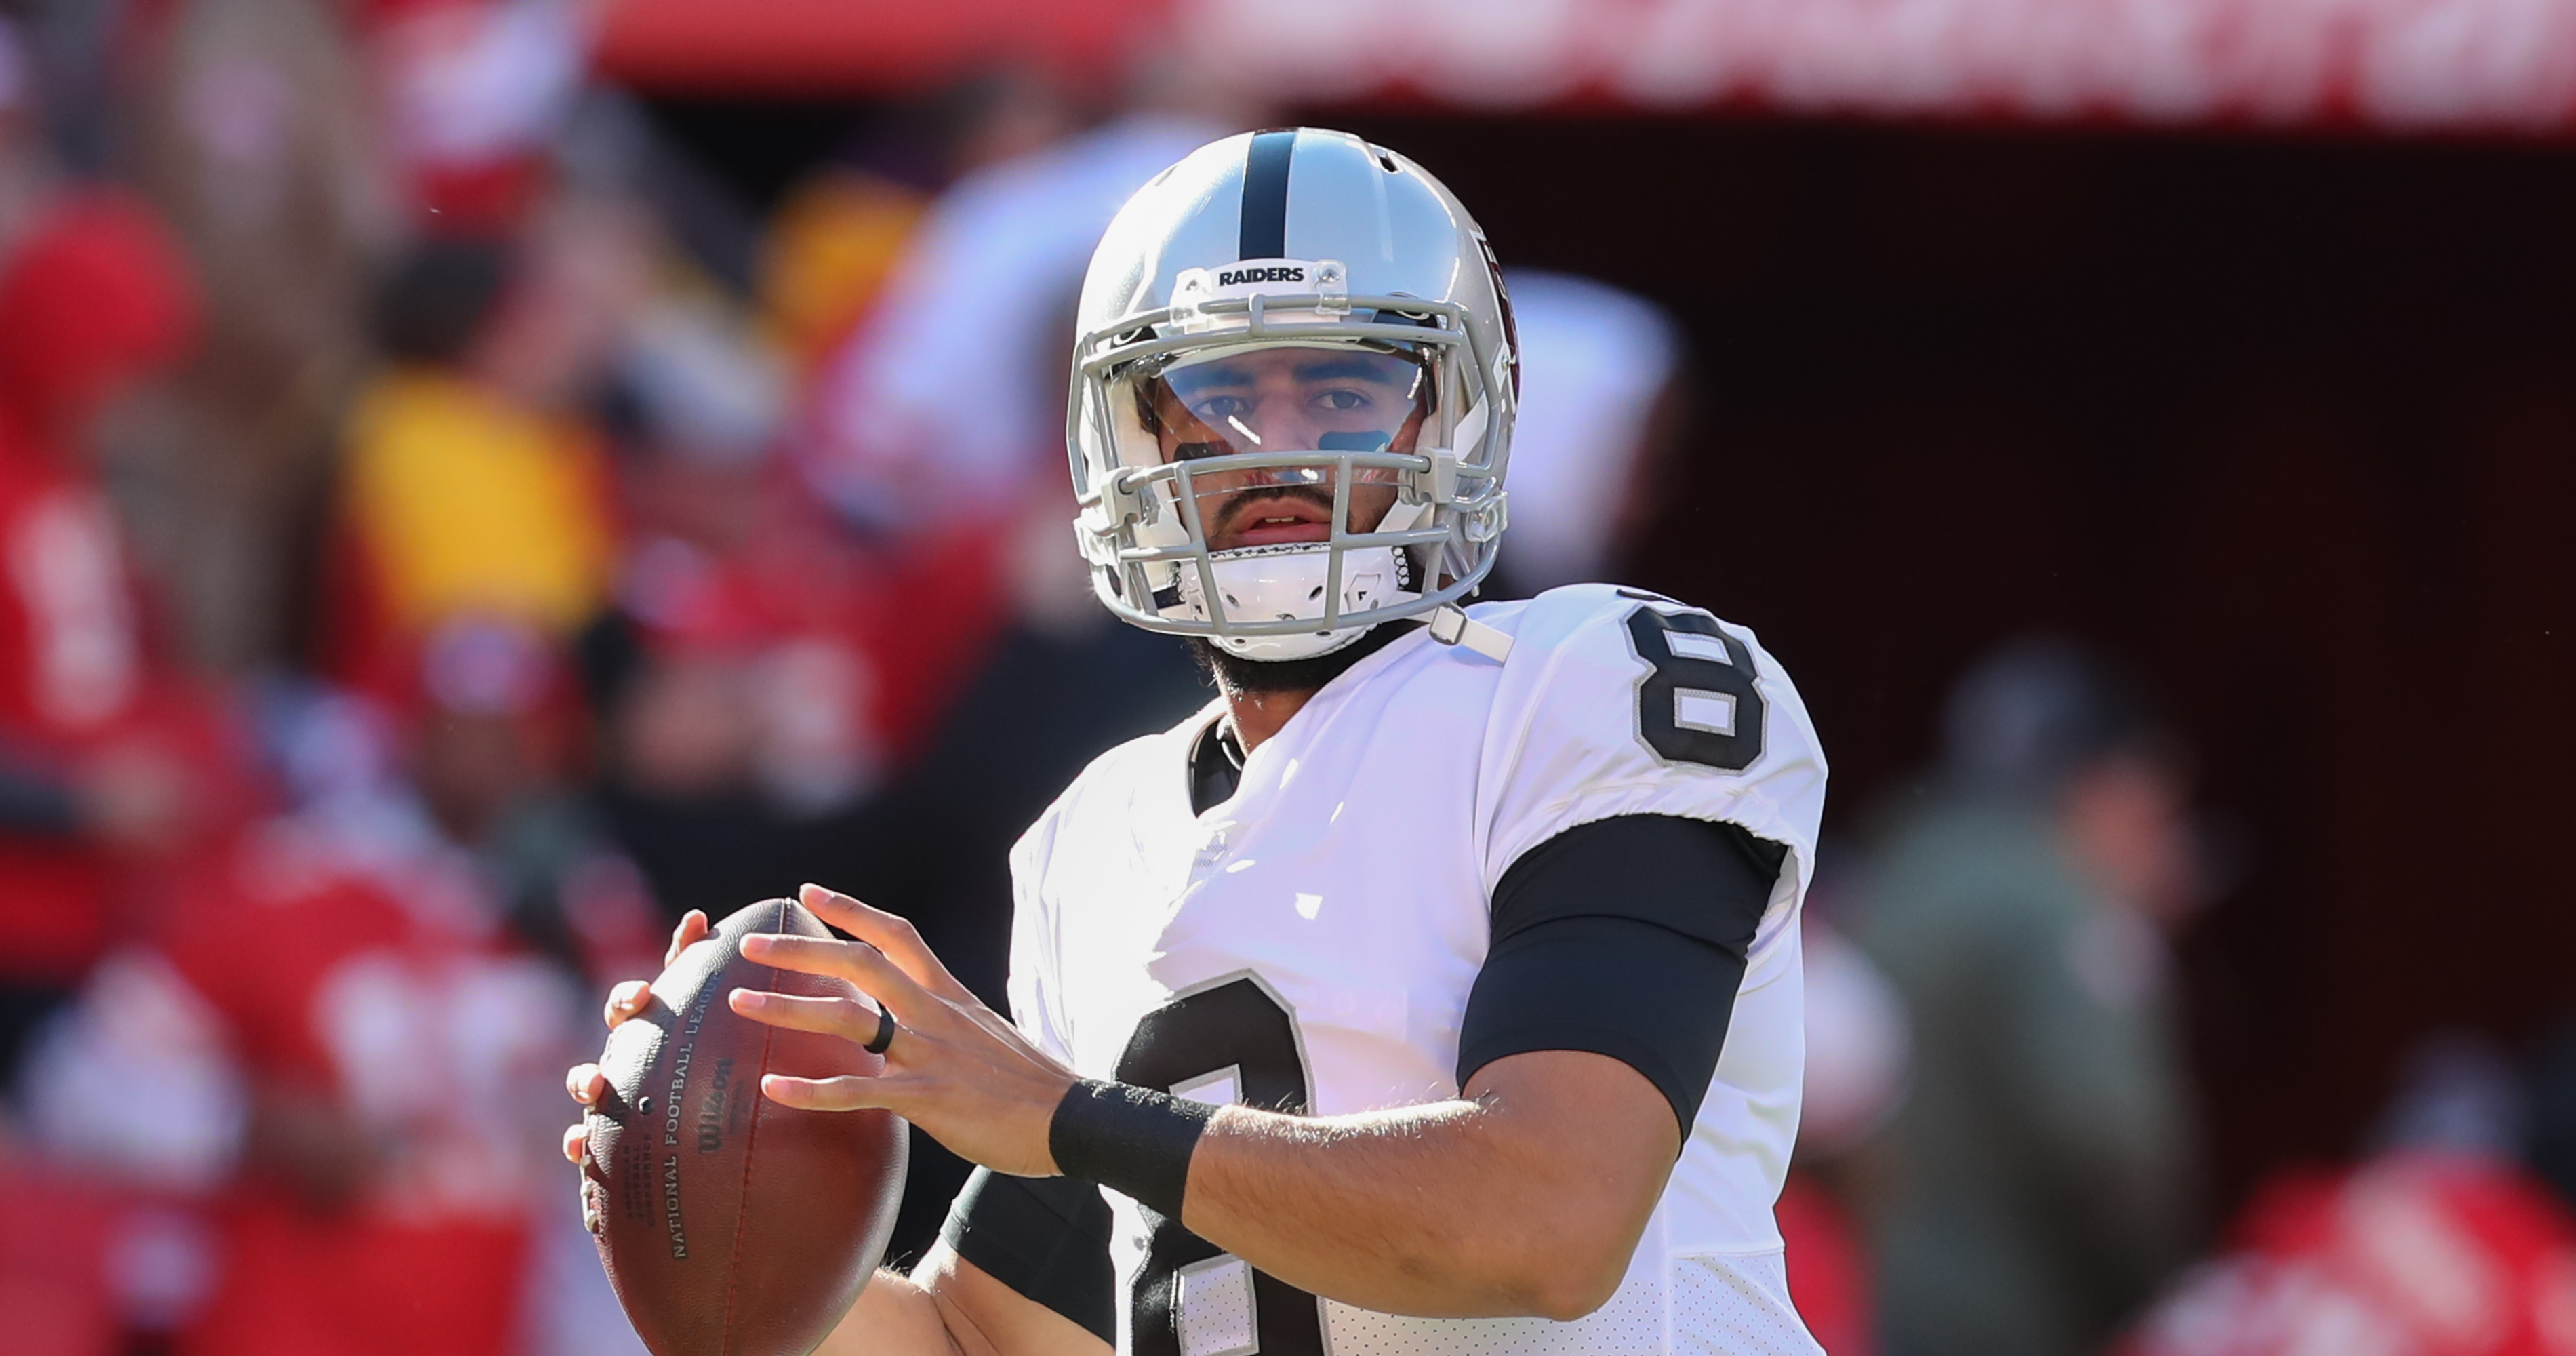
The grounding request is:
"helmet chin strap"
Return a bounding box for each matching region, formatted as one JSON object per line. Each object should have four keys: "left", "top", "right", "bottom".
{"left": 1172, "top": 542, "right": 1419, "bottom": 662}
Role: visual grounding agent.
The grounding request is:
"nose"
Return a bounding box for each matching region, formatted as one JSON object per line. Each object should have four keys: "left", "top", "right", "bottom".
{"left": 1241, "top": 391, "right": 1323, "bottom": 452}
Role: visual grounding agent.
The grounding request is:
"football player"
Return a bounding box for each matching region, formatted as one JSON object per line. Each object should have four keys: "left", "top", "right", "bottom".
{"left": 567, "top": 128, "right": 1829, "bottom": 1355}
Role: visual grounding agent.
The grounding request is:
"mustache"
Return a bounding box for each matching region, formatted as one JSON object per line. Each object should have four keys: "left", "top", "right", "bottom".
{"left": 1212, "top": 483, "right": 1338, "bottom": 535}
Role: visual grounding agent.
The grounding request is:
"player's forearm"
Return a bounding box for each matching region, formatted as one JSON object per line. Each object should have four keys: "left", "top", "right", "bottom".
{"left": 1180, "top": 1094, "right": 1652, "bottom": 1321}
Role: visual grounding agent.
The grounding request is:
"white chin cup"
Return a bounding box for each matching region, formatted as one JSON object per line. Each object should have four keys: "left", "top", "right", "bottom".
{"left": 1171, "top": 543, "right": 1417, "bottom": 661}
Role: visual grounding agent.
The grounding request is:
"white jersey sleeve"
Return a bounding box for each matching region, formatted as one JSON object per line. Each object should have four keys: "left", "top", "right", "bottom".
{"left": 1477, "top": 584, "right": 1829, "bottom": 961}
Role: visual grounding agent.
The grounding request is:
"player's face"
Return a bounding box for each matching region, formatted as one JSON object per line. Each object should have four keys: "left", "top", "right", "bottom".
{"left": 1148, "top": 347, "right": 1426, "bottom": 551}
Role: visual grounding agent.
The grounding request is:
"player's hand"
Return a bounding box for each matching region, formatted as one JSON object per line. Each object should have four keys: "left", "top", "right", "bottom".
{"left": 727, "top": 883, "right": 1080, "bottom": 1179}
{"left": 561, "top": 909, "right": 712, "bottom": 1165}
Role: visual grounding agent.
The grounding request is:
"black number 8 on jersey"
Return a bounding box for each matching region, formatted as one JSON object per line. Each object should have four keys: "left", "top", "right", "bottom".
{"left": 1116, "top": 974, "right": 1327, "bottom": 1356}
{"left": 1626, "top": 605, "right": 1767, "bottom": 772}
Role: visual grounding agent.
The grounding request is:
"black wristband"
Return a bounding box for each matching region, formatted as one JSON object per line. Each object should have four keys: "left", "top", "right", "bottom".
{"left": 1047, "top": 1079, "right": 1216, "bottom": 1220}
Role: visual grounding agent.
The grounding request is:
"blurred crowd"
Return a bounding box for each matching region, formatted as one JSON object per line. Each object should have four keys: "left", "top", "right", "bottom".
{"left": 0, "top": 3, "right": 1706, "bottom": 1351}
{"left": 1790, "top": 641, "right": 2576, "bottom": 1356}
{"left": 0, "top": 2, "right": 1239, "bottom": 1350}
{"left": 3, "top": 3, "right": 2576, "bottom": 1356}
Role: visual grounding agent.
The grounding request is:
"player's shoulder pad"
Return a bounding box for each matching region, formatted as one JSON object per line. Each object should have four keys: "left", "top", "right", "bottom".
{"left": 1476, "top": 583, "right": 1827, "bottom": 888}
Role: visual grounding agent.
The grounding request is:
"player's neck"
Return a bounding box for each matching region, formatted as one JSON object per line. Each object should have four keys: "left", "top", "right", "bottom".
{"left": 1222, "top": 687, "right": 1316, "bottom": 755}
{"left": 1193, "top": 622, "right": 1421, "bottom": 754}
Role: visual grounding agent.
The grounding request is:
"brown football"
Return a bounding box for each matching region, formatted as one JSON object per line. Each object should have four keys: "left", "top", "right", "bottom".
{"left": 582, "top": 898, "right": 907, "bottom": 1356}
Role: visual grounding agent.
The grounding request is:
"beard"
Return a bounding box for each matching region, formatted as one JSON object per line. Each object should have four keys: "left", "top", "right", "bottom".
{"left": 1187, "top": 618, "right": 1422, "bottom": 696}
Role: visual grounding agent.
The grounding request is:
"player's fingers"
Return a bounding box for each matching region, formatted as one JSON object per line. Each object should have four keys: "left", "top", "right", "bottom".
{"left": 757, "top": 1073, "right": 897, "bottom": 1113}
{"left": 664, "top": 910, "right": 710, "bottom": 968}
{"left": 563, "top": 1123, "right": 588, "bottom": 1164}
{"left": 797, "top": 884, "right": 979, "bottom": 1006}
{"left": 603, "top": 980, "right": 651, "bottom": 1030}
{"left": 725, "top": 988, "right": 883, "bottom": 1045}
{"left": 739, "top": 932, "right": 944, "bottom": 1031}
{"left": 567, "top": 1062, "right": 608, "bottom": 1104}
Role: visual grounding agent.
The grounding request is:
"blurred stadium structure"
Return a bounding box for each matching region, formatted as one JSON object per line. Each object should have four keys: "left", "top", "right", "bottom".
{"left": 597, "top": 0, "right": 2576, "bottom": 133}
{"left": 0, "top": 1, "right": 2571, "bottom": 1354}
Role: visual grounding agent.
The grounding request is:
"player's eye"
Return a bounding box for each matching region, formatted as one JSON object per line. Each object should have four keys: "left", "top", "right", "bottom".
{"left": 1188, "top": 395, "right": 1249, "bottom": 422}
{"left": 1313, "top": 388, "right": 1370, "bottom": 412}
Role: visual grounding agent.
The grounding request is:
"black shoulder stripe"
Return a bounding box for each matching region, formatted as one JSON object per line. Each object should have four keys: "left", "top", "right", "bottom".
{"left": 1239, "top": 129, "right": 1295, "bottom": 261}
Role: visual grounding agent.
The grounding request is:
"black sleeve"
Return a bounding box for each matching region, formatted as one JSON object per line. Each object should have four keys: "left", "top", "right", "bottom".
{"left": 1455, "top": 814, "right": 1788, "bottom": 1138}
{"left": 938, "top": 1166, "right": 1118, "bottom": 1344}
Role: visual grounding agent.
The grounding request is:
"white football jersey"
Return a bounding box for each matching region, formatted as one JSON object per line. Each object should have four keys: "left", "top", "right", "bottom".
{"left": 1006, "top": 584, "right": 1830, "bottom": 1356}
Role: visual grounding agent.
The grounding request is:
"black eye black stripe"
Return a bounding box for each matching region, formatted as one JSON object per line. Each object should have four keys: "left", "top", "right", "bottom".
{"left": 1239, "top": 129, "right": 1295, "bottom": 261}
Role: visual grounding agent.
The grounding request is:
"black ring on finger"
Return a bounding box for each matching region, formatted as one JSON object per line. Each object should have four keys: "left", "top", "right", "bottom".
{"left": 865, "top": 1004, "right": 898, "bottom": 1056}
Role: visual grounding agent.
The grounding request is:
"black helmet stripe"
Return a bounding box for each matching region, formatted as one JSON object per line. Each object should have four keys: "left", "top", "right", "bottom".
{"left": 1239, "top": 129, "right": 1295, "bottom": 260}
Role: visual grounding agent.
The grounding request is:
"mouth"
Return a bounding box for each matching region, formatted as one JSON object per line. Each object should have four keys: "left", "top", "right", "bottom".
{"left": 1217, "top": 493, "right": 1335, "bottom": 549}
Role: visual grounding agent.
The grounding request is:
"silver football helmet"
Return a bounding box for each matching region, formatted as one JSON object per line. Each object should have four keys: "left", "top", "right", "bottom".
{"left": 1068, "top": 128, "right": 1518, "bottom": 661}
